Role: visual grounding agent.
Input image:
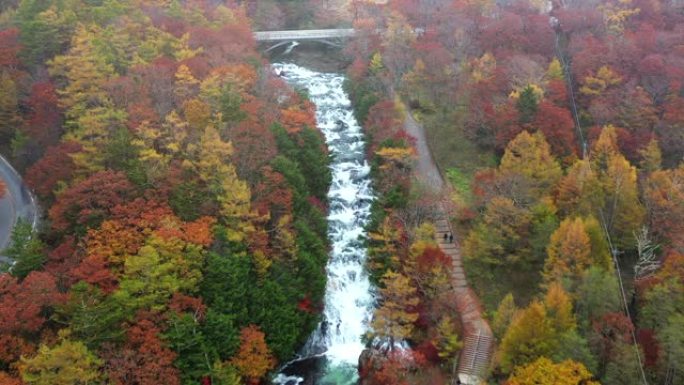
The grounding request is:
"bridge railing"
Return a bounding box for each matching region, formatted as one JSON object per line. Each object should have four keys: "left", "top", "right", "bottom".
{"left": 254, "top": 29, "right": 356, "bottom": 41}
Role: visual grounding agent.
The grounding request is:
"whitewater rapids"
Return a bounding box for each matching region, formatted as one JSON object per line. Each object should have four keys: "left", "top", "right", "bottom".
{"left": 273, "top": 63, "right": 375, "bottom": 385}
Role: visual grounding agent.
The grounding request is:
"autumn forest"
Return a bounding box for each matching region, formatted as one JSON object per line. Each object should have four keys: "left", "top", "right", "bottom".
{"left": 0, "top": 0, "right": 682, "bottom": 385}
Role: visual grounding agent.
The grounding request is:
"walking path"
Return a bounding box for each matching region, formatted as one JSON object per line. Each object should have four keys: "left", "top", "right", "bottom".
{"left": 403, "top": 111, "right": 493, "bottom": 384}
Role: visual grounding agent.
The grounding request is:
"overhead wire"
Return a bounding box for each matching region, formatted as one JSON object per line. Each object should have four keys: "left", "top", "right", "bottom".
{"left": 552, "top": 21, "right": 648, "bottom": 385}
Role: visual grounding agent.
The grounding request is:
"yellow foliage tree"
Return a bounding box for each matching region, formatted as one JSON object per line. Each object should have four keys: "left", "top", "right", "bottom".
{"left": 501, "top": 285, "right": 579, "bottom": 374}
{"left": 434, "top": 315, "right": 463, "bottom": 360}
{"left": 371, "top": 270, "right": 420, "bottom": 349}
{"left": 0, "top": 71, "right": 21, "bottom": 140}
{"left": 212, "top": 5, "right": 239, "bottom": 26}
{"left": 49, "top": 24, "right": 123, "bottom": 173}
{"left": 159, "top": 111, "right": 189, "bottom": 155}
{"left": 405, "top": 226, "right": 450, "bottom": 298}
{"left": 464, "top": 196, "right": 533, "bottom": 266}
{"left": 64, "top": 106, "right": 127, "bottom": 174}
{"left": 591, "top": 127, "right": 645, "bottom": 249}
{"left": 183, "top": 98, "right": 212, "bottom": 131}
{"left": 638, "top": 138, "right": 662, "bottom": 174}
{"left": 599, "top": 0, "right": 641, "bottom": 34}
{"left": 470, "top": 52, "right": 496, "bottom": 82}
{"left": 592, "top": 125, "right": 620, "bottom": 165}
{"left": 48, "top": 24, "right": 114, "bottom": 119}
{"left": 507, "top": 357, "right": 599, "bottom": 385}
{"left": 175, "top": 64, "right": 199, "bottom": 100}
{"left": 493, "top": 293, "right": 518, "bottom": 340}
{"left": 369, "top": 52, "right": 384, "bottom": 74}
{"left": 559, "top": 126, "right": 645, "bottom": 249}
{"left": 555, "top": 159, "right": 600, "bottom": 216}
{"left": 509, "top": 84, "right": 544, "bottom": 100}
{"left": 116, "top": 233, "right": 204, "bottom": 311}
{"left": 543, "top": 217, "right": 592, "bottom": 284}
{"left": 376, "top": 146, "right": 416, "bottom": 170}
{"left": 173, "top": 33, "right": 203, "bottom": 61}
{"left": 196, "top": 126, "right": 254, "bottom": 242}
{"left": 499, "top": 301, "right": 556, "bottom": 373}
{"left": 132, "top": 120, "right": 171, "bottom": 182}
{"left": 402, "top": 58, "right": 437, "bottom": 110}
{"left": 368, "top": 216, "right": 402, "bottom": 275}
{"left": 382, "top": 11, "right": 416, "bottom": 78}
{"left": 582, "top": 216, "right": 613, "bottom": 270}
{"left": 500, "top": 130, "right": 562, "bottom": 198}
{"left": 543, "top": 282, "right": 576, "bottom": 332}
{"left": 643, "top": 166, "right": 684, "bottom": 251}
{"left": 580, "top": 66, "right": 622, "bottom": 96}
{"left": 201, "top": 64, "right": 256, "bottom": 98}
{"left": 413, "top": 222, "right": 437, "bottom": 244}
{"left": 19, "top": 331, "right": 102, "bottom": 385}
{"left": 196, "top": 126, "right": 234, "bottom": 191}
{"left": 272, "top": 214, "right": 297, "bottom": 260}
{"left": 546, "top": 58, "right": 564, "bottom": 81}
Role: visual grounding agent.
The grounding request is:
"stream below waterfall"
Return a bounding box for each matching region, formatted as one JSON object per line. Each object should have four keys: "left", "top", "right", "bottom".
{"left": 272, "top": 63, "right": 375, "bottom": 385}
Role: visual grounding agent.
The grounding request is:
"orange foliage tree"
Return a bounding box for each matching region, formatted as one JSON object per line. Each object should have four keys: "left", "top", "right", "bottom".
{"left": 230, "top": 325, "right": 275, "bottom": 385}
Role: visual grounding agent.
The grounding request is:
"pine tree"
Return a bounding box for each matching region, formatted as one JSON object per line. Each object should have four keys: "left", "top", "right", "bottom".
{"left": 516, "top": 85, "right": 539, "bottom": 124}
{"left": 5, "top": 219, "right": 45, "bottom": 280}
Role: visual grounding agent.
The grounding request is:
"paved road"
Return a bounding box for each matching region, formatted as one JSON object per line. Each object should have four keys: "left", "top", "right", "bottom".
{"left": 0, "top": 154, "right": 39, "bottom": 263}
{"left": 403, "top": 111, "right": 445, "bottom": 190}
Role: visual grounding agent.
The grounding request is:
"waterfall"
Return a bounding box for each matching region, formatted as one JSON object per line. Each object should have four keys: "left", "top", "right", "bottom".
{"left": 272, "top": 63, "right": 375, "bottom": 385}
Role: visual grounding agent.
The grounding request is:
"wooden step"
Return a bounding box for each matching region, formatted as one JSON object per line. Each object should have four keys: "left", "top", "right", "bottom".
{"left": 457, "top": 330, "right": 494, "bottom": 378}
{"left": 431, "top": 207, "right": 494, "bottom": 383}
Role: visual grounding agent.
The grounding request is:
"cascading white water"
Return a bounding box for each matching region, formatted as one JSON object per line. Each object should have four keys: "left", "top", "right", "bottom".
{"left": 272, "top": 63, "right": 375, "bottom": 385}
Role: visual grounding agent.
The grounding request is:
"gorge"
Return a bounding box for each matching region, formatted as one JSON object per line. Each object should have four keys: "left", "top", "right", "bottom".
{"left": 273, "top": 63, "right": 375, "bottom": 385}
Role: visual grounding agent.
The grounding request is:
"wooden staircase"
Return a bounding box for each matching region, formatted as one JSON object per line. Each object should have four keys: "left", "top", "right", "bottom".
{"left": 434, "top": 213, "right": 494, "bottom": 384}
{"left": 458, "top": 330, "right": 494, "bottom": 382}
{"left": 402, "top": 109, "right": 493, "bottom": 384}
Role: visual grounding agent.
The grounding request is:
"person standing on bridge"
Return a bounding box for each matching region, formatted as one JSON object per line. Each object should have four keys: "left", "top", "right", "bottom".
{"left": 449, "top": 234, "right": 453, "bottom": 243}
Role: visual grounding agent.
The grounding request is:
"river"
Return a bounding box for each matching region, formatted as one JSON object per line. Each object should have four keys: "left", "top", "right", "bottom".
{"left": 272, "top": 63, "right": 375, "bottom": 385}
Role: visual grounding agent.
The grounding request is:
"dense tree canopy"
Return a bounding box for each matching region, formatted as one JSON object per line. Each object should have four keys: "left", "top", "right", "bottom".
{"left": 347, "top": 0, "right": 684, "bottom": 383}
{"left": 1, "top": 0, "right": 683, "bottom": 384}
{"left": 0, "top": 1, "right": 331, "bottom": 384}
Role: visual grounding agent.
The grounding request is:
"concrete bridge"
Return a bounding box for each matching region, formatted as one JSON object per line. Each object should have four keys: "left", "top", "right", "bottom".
{"left": 254, "top": 29, "right": 355, "bottom": 52}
